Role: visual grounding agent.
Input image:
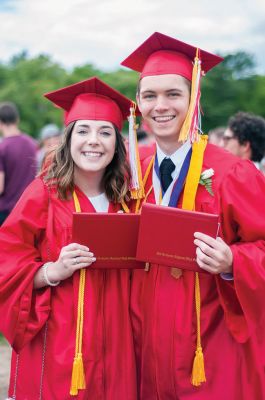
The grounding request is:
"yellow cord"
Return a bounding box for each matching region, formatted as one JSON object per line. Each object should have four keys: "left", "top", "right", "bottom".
{"left": 191, "top": 272, "right": 206, "bottom": 386}
{"left": 135, "top": 155, "right": 155, "bottom": 213}
{"left": 70, "top": 191, "right": 86, "bottom": 395}
{"left": 182, "top": 135, "right": 208, "bottom": 386}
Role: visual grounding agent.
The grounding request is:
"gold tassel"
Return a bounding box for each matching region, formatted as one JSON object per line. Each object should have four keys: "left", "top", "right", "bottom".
{"left": 191, "top": 273, "right": 206, "bottom": 386}
{"left": 191, "top": 346, "right": 206, "bottom": 386}
{"left": 179, "top": 48, "right": 202, "bottom": 143}
{"left": 70, "top": 353, "right": 86, "bottom": 395}
{"left": 180, "top": 137, "right": 208, "bottom": 386}
{"left": 128, "top": 102, "right": 145, "bottom": 199}
{"left": 70, "top": 192, "right": 87, "bottom": 396}
{"left": 121, "top": 200, "right": 130, "bottom": 213}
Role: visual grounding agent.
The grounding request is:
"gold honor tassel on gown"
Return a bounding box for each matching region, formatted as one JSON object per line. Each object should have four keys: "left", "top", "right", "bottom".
{"left": 182, "top": 135, "right": 208, "bottom": 386}
{"left": 70, "top": 191, "right": 86, "bottom": 395}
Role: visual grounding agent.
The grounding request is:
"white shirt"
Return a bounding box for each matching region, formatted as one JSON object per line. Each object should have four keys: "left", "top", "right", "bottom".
{"left": 88, "top": 192, "right": 109, "bottom": 212}
{"left": 153, "top": 141, "right": 192, "bottom": 205}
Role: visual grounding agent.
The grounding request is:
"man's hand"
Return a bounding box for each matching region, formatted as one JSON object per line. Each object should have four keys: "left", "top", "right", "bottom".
{"left": 194, "top": 232, "right": 233, "bottom": 275}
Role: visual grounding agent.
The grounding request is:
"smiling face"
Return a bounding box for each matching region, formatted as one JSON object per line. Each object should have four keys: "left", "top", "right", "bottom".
{"left": 137, "top": 74, "right": 190, "bottom": 153}
{"left": 70, "top": 119, "right": 116, "bottom": 181}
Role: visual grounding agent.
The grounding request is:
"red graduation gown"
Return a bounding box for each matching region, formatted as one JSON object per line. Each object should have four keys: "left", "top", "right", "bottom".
{"left": 131, "top": 144, "right": 265, "bottom": 399}
{"left": 0, "top": 178, "right": 137, "bottom": 400}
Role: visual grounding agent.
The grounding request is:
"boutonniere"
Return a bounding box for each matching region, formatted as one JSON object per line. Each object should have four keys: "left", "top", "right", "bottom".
{"left": 199, "top": 168, "right": 214, "bottom": 196}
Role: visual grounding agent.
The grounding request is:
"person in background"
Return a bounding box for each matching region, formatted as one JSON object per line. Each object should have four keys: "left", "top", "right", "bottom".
{"left": 37, "top": 123, "right": 62, "bottom": 170}
{"left": 0, "top": 77, "right": 137, "bottom": 400}
{"left": 0, "top": 102, "right": 37, "bottom": 225}
{"left": 121, "top": 32, "right": 265, "bottom": 400}
{"left": 207, "top": 126, "right": 225, "bottom": 146}
{"left": 222, "top": 111, "right": 265, "bottom": 169}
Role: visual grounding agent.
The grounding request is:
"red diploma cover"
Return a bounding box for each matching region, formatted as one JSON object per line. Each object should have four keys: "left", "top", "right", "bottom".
{"left": 72, "top": 212, "right": 145, "bottom": 269}
{"left": 136, "top": 203, "right": 219, "bottom": 272}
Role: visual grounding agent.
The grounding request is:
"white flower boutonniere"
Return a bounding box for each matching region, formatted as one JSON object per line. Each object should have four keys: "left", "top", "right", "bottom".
{"left": 199, "top": 168, "right": 214, "bottom": 196}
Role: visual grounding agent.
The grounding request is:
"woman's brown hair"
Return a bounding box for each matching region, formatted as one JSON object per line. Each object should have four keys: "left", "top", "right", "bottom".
{"left": 43, "top": 122, "right": 131, "bottom": 203}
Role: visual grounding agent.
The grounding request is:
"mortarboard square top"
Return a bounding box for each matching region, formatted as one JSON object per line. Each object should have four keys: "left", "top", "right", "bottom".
{"left": 44, "top": 77, "right": 135, "bottom": 130}
{"left": 121, "top": 32, "right": 223, "bottom": 81}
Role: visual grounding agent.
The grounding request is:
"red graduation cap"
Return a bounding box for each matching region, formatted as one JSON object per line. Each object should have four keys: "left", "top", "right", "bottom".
{"left": 44, "top": 77, "right": 134, "bottom": 131}
{"left": 121, "top": 31, "right": 223, "bottom": 80}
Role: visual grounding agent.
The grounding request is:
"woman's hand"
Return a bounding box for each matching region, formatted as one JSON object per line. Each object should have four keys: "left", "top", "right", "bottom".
{"left": 194, "top": 232, "right": 233, "bottom": 275}
{"left": 34, "top": 243, "right": 96, "bottom": 288}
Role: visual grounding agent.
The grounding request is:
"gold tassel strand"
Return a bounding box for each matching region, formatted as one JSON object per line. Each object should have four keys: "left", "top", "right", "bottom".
{"left": 191, "top": 273, "right": 206, "bottom": 386}
{"left": 179, "top": 48, "right": 202, "bottom": 143}
{"left": 182, "top": 135, "right": 208, "bottom": 386}
{"left": 70, "top": 191, "right": 87, "bottom": 395}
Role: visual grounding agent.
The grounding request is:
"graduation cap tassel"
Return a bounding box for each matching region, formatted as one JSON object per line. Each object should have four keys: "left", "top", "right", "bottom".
{"left": 179, "top": 48, "right": 202, "bottom": 143}
{"left": 70, "top": 191, "right": 86, "bottom": 396}
{"left": 128, "top": 102, "right": 145, "bottom": 200}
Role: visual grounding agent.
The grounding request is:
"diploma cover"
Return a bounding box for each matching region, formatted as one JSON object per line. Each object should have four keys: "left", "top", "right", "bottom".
{"left": 136, "top": 203, "right": 219, "bottom": 272}
{"left": 72, "top": 212, "right": 144, "bottom": 269}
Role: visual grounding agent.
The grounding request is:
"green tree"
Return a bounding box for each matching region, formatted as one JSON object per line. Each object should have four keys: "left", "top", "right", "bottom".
{"left": 201, "top": 51, "right": 263, "bottom": 132}
{"left": 0, "top": 52, "right": 68, "bottom": 137}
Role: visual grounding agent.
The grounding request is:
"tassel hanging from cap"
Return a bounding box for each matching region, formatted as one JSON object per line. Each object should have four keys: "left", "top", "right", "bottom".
{"left": 70, "top": 191, "right": 86, "bottom": 396}
{"left": 128, "top": 101, "right": 145, "bottom": 199}
{"left": 179, "top": 48, "right": 202, "bottom": 143}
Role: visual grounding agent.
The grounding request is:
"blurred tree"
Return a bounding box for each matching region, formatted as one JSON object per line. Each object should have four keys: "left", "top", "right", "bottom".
{"left": 201, "top": 51, "right": 264, "bottom": 133}
{"left": 101, "top": 69, "right": 138, "bottom": 100}
{"left": 0, "top": 52, "right": 67, "bottom": 138}
{"left": 67, "top": 64, "right": 102, "bottom": 85}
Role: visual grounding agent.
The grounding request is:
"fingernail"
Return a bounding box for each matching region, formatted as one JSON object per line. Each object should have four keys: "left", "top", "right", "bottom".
{"left": 92, "top": 257, "right": 96, "bottom": 262}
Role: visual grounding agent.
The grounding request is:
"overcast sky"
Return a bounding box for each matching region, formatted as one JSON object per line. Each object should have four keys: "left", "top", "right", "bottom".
{"left": 0, "top": 0, "right": 265, "bottom": 73}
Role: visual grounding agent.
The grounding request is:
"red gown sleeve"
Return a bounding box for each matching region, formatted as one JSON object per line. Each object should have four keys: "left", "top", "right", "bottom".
{"left": 0, "top": 178, "right": 51, "bottom": 352}
{"left": 216, "top": 160, "right": 265, "bottom": 343}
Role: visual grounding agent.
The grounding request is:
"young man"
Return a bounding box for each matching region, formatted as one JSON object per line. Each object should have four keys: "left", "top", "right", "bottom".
{"left": 0, "top": 102, "right": 37, "bottom": 225}
{"left": 121, "top": 32, "right": 265, "bottom": 399}
{"left": 222, "top": 111, "right": 265, "bottom": 169}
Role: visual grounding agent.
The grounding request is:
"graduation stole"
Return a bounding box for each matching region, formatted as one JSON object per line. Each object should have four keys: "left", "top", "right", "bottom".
{"left": 70, "top": 191, "right": 129, "bottom": 396}
{"left": 138, "top": 134, "right": 208, "bottom": 387}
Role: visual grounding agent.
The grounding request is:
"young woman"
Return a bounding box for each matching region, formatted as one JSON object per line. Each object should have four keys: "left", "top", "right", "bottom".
{"left": 0, "top": 77, "right": 137, "bottom": 400}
